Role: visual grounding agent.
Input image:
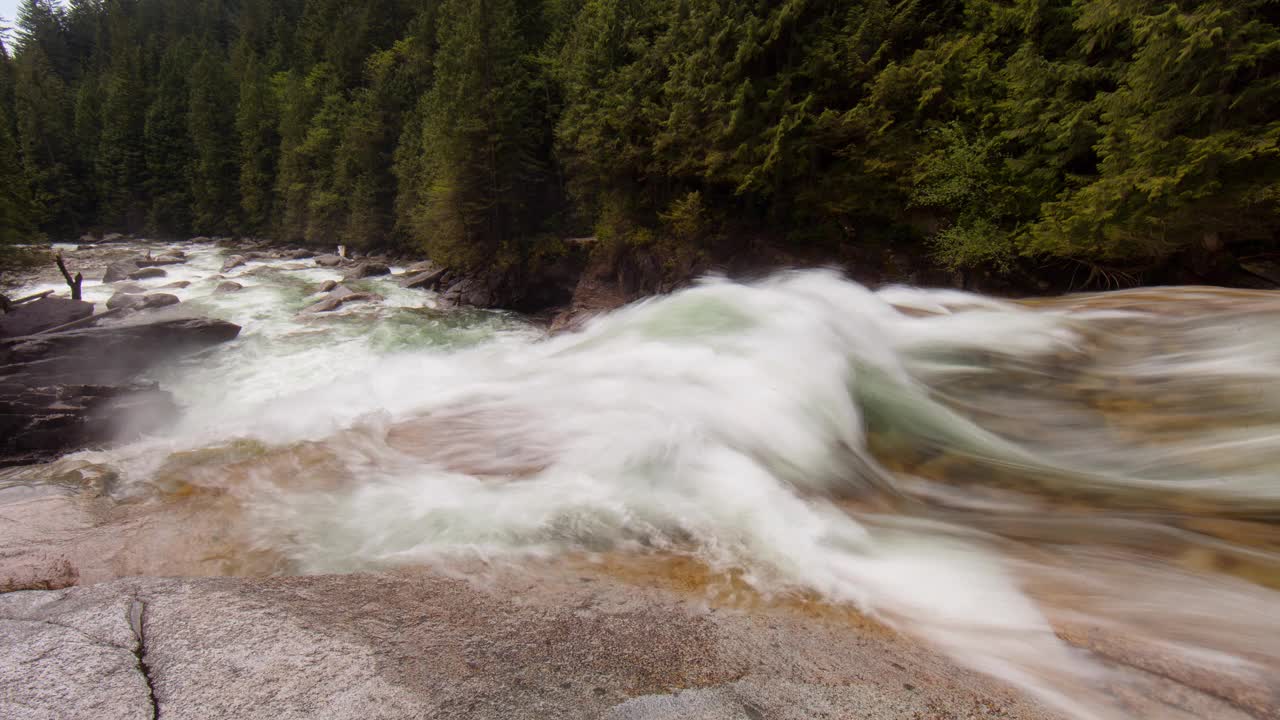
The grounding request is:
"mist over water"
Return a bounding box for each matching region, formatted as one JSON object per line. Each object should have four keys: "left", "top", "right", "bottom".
{"left": 12, "top": 243, "right": 1280, "bottom": 719}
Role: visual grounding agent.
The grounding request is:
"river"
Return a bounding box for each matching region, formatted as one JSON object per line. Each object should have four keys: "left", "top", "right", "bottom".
{"left": 3, "top": 240, "right": 1279, "bottom": 719}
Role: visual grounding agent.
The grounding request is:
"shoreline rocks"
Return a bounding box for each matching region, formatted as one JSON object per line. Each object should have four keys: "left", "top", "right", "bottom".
{"left": 0, "top": 317, "right": 241, "bottom": 464}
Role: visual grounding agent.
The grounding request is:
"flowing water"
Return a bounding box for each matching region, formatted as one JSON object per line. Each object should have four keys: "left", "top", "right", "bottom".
{"left": 4, "top": 242, "right": 1280, "bottom": 719}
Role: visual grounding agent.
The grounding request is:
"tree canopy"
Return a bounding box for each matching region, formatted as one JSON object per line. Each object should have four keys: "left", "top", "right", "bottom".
{"left": 0, "top": 0, "right": 1276, "bottom": 279}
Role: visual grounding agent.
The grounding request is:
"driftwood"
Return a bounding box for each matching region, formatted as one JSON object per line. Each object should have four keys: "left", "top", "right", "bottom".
{"left": 11, "top": 289, "right": 55, "bottom": 306}
{"left": 55, "top": 252, "right": 83, "bottom": 301}
{"left": 32, "top": 306, "right": 126, "bottom": 335}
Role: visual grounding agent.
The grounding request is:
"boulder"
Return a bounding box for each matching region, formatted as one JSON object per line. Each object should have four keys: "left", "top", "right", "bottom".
{"left": 101, "top": 233, "right": 125, "bottom": 243}
{"left": 400, "top": 267, "right": 448, "bottom": 290}
{"left": 111, "top": 282, "right": 147, "bottom": 293}
{"left": 214, "top": 281, "right": 243, "bottom": 294}
{"left": 106, "top": 292, "right": 145, "bottom": 310}
{"left": 0, "top": 317, "right": 240, "bottom": 463}
{"left": 0, "top": 382, "right": 177, "bottom": 465}
{"left": 78, "top": 233, "right": 100, "bottom": 245}
{"left": 102, "top": 259, "right": 142, "bottom": 283}
{"left": 221, "top": 255, "right": 247, "bottom": 272}
{"left": 0, "top": 571, "right": 1087, "bottom": 720}
{"left": 0, "top": 317, "right": 243, "bottom": 387}
{"left": 282, "top": 248, "right": 316, "bottom": 260}
{"left": 343, "top": 261, "right": 391, "bottom": 281}
{"left": 301, "top": 291, "right": 380, "bottom": 314}
{"left": 403, "top": 260, "right": 440, "bottom": 275}
{"left": 140, "top": 294, "right": 180, "bottom": 309}
{"left": 0, "top": 298, "right": 95, "bottom": 338}
{"left": 160, "top": 281, "right": 191, "bottom": 289}
{"left": 127, "top": 267, "right": 168, "bottom": 281}
{"left": 318, "top": 280, "right": 338, "bottom": 293}
{"left": 314, "top": 254, "right": 345, "bottom": 268}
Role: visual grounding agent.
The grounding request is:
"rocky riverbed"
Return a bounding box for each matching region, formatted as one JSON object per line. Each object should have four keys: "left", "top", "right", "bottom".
{"left": 2, "top": 241, "right": 1279, "bottom": 719}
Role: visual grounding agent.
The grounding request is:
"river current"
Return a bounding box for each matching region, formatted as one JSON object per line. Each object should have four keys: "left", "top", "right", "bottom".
{"left": 4, "top": 241, "right": 1279, "bottom": 719}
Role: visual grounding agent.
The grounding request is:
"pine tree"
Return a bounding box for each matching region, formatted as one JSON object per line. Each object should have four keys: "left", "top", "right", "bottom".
{"left": 188, "top": 49, "right": 239, "bottom": 233}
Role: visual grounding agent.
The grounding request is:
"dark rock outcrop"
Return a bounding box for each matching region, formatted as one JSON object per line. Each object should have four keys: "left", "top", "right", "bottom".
{"left": 301, "top": 288, "right": 380, "bottom": 313}
{"left": 0, "top": 298, "right": 95, "bottom": 338}
{"left": 0, "top": 318, "right": 241, "bottom": 387}
{"left": 0, "top": 317, "right": 240, "bottom": 463}
{"left": 106, "top": 292, "right": 144, "bottom": 310}
{"left": 0, "top": 383, "right": 177, "bottom": 467}
{"left": 127, "top": 267, "right": 167, "bottom": 281}
{"left": 400, "top": 267, "right": 448, "bottom": 290}
{"left": 342, "top": 261, "right": 391, "bottom": 280}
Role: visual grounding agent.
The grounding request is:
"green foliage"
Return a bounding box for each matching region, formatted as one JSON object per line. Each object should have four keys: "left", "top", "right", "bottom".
{"left": 1, "top": 0, "right": 1275, "bottom": 277}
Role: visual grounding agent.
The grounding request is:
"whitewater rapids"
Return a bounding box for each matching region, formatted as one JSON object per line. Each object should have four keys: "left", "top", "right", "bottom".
{"left": 10, "top": 243, "right": 1280, "bottom": 719}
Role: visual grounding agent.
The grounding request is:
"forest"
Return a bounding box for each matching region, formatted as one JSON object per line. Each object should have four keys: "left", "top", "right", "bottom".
{"left": 1, "top": 0, "right": 1277, "bottom": 283}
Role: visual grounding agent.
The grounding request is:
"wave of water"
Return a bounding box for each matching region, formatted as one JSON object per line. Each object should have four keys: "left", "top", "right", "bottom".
{"left": 15, "top": 244, "right": 1280, "bottom": 718}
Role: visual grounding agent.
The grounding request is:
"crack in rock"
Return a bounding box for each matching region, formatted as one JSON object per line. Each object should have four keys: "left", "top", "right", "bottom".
{"left": 127, "top": 599, "right": 161, "bottom": 720}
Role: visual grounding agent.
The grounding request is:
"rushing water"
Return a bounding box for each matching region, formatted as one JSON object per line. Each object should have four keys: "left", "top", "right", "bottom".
{"left": 6, "top": 242, "right": 1280, "bottom": 719}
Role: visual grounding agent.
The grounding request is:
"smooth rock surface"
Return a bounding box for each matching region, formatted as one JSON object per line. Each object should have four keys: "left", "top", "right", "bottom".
{"left": 214, "top": 282, "right": 243, "bottom": 294}
{"left": 221, "top": 256, "right": 247, "bottom": 272}
{"left": 0, "top": 298, "right": 95, "bottom": 338}
{"left": 342, "top": 261, "right": 391, "bottom": 281}
{"left": 127, "top": 267, "right": 167, "bottom": 281}
{"left": 400, "top": 268, "right": 447, "bottom": 290}
{"left": 314, "top": 255, "right": 345, "bottom": 268}
{"left": 0, "top": 570, "right": 1066, "bottom": 720}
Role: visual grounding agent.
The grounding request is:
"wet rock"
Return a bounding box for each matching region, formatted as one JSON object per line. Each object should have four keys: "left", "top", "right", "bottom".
{"left": 301, "top": 290, "right": 380, "bottom": 314}
{"left": 106, "top": 292, "right": 145, "bottom": 310}
{"left": 281, "top": 248, "right": 316, "bottom": 260}
{"left": 101, "top": 233, "right": 125, "bottom": 243}
{"left": 0, "top": 382, "right": 178, "bottom": 466}
{"left": 127, "top": 267, "right": 167, "bottom": 281}
{"left": 190, "top": 236, "right": 211, "bottom": 243}
{"left": 102, "top": 259, "right": 143, "bottom": 283}
{"left": 111, "top": 282, "right": 147, "bottom": 293}
{"left": 214, "top": 281, "right": 243, "bottom": 294}
{"left": 78, "top": 233, "right": 100, "bottom": 245}
{"left": 318, "top": 280, "right": 339, "bottom": 293}
{"left": 0, "top": 317, "right": 242, "bottom": 386}
{"left": 314, "top": 254, "right": 345, "bottom": 267}
{"left": 400, "top": 267, "right": 448, "bottom": 290}
{"left": 221, "top": 255, "right": 247, "bottom": 272}
{"left": 0, "top": 317, "right": 236, "bottom": 463}
{"left": 0, "top": 297, "right": 95, "bottom": 338}
{"left": 160, "top": 281, "right": 191, "bottom": 289}
{"left": 342, "top": 261, "right": 391, "bottom": 281}
{"left": 136, "top": 255, "right": 185, "bottom": 268}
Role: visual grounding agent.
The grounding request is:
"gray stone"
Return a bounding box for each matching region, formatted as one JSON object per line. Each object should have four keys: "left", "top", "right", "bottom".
{"left": 0, "top": 297, "right": 95, "bottom": 338}
{"left": 112, "top": 282, "right": 147, "bottom": 294}
{"left": 342, "top": 262, "right": 391, "bottom": 281}
{"left": 106, "top": 292, "right": 146, "bottom": 310}
{"left": 220, "top": 256, "right": 247, "bottom": 273}
{"left": 214, "top": 282, "right": 243, "bottom": 294}
{"left": 160, "top": 281, "right": 191, "bottom": 290}
{"left": 314, "top": 255, "right": 345, "bottom": 268}
{"left": 318, "top": 280, "right": 338, "bottom": 293}
{"left": 399, "top": 268, "right": 447, "bottom": 290}
{"left": 140, "top": 294, "right": 180, "bottom": 309}
{"left": 300, "top": 291, "right": 379, "bottom": 314}
{"left": 137, "top": 256, "right": 185, "bottom": 268}
{"left": 127, "top": 268, "right": 168, "bottom": 281}
{"left": 103, "top": 260, "right": 143, "bottom": 283}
